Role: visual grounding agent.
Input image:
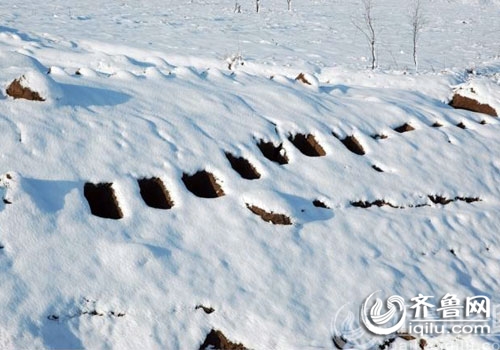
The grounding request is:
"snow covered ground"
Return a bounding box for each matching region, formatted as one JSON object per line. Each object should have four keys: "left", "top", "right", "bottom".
{"left": 0, "top": 0, "right": 500, "bottom": 349}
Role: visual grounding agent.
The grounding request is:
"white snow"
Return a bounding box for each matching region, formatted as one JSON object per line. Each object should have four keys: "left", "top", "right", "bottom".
{"left": 0, "top": 0, "right": 500, "bottom": 349}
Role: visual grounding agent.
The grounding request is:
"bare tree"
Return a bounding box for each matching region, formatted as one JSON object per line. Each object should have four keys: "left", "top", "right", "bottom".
{"left": 352, "top": 0, "right": 377, "bottom": 70}
{"left": 287, "top": 0, "right": 292, "bottom": 11}
{"left": 410, "top": 0, "right": 425, "bottom": 73}
{"left": 256, "top": 0, "right": 260, "bottom": 13}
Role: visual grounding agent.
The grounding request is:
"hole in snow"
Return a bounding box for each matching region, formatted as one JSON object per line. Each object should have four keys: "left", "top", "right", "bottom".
{"left": 199, "top": 329, "right": 247, "bottom": 350}
{"left": 338, "top": 135, "right": 365, "bottom": 155}
{"left": 288, "top": 133, "right": 326, "bottom": 157}
{"left": 84, "top": 182, "right": 123, "bottom": 219}
{"left": 431, "top": 121, "right": 443, "bottom": 128}
{"left": 195, "top": 305, "right": 215, "bottom": 314}
{"left": 456, "top": 122, "right": 467, "bottom": 129}
{"left": 138, "top": 177, "right": 174, "bottom": 209}
{"left": 371, "top": 133, "right": 388, "bottom": 140}
{"left": 394, "top": 123, "right": 415, "bottom": 133}
{"left": 246, "top": 204, "right": 292, "bottom": 225}
{"left": 225, "top": 152, "right": 261, "bottom": 180}
{"left": 182, "top": 171, "right": 225, "bottom": 198}
{"left": 372, "top": 165, "right": 384, "bottom": 173}
{"left": 313, "top": 199, "right": 329, "bottom": 209}
{"left": 257, "top": 140, "right": 289, "bottom": 165}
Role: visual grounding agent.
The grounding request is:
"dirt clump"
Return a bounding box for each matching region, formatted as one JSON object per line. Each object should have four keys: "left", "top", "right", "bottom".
{"left": 6, "top": 77, "right": 45, "bottom": 101}
{"left": 246, "top": 204, "right": 292, "bottom": 225}
{"left": 394, "top": 123, "right": 415, "bottom": 133}
{"left": 351, "top": 200, "right": 400, "bottom": 209}
{"left": 295, "top": 73, "right": 311, "bottom": 85}
{"left": 449, "top": 94, "right": 497, "bottom": 117}
{"left": 313, "top": 199, "right": 329, "bottom": 208}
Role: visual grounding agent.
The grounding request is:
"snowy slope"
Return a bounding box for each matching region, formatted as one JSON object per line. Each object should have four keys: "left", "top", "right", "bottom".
{"left": 0, "top": 1, "right": 500, "bottom": 349}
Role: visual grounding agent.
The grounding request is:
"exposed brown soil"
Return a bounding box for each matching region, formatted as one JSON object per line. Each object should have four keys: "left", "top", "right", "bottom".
{"left": 199, "top": 329, "right": 247, "bottom": 350}
{"left": 295, "top": 73, "right": 311, "bottom": 85}
{"left": 288, "top": 133, "right": 326, "bottom": 157}
{"left": 195, "top": 305, "right": 215, "bottom": 314}
{"left": 138, "top": 177, "right": 174, "bottom": 209}
{"left": 431, "top": 122, "right": 443, "bottom": 128}
{"left": 257, "top": 140, "right": 289, "bottom": 165}
{"left": 394, "top": 123, "right": 415, "bottom": 133}
{"left": 313, "top": 199, "right": 329, "bottom": 209}
{"left": 372, "top": 134, "right": 388, "bottom": 140}
{"left": 398, "top": 334, "right": 417, "bottom": 341}
{"left": 428, "top": 195, "right": 481, "bottom": 205}
{"left": 246, "top": 204, "right": 292, "bottom": 225}
{"left": 372, "top": 165, "right": 384, "bottom": 173}
{"left": 351, "top": 200, "right": 400, "bottom": 209}
{"left": 225, "top": 152, "right": 261, "bottom": 180}
{"left": 339, "top": 135, "right": 365, "bottom": 155}
{"left": 456, "top": 122, "right": 466, "bottom": 129}
{"left": 449, "top": 94, "right": 497, "bottom": 117}
{"left": 182, "top": 171, "right": 225, "bottom": 198}
{"left": 6, "top": 77, "right": 45, "bottom": 101}
{"left": 83, "top": 183, "right": 123, "bottom": 219}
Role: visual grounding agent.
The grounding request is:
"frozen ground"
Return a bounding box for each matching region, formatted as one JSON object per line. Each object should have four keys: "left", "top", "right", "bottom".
{"left": 0, "top": 0, "right": 500, "bottom": 349}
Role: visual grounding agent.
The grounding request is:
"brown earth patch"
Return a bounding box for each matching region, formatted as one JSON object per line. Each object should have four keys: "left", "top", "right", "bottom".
{"left": 428, "top": 195, "right": 481, "bottom": 205}
{"left": 246, "top": 204, "right": 292, "bottom": 225}
{"left": 182, "top": 171, "right": 225, "bottom": 198}
{"left": 313, "top": 199, "right": 329, "bottom": 209}
{"left": 351, "top": 200, "right": 400, "bottom": 209}
{"left": 138, "top": 177, "right": 174, "bottom": 209}
{"left": 372, "top": 134, "right": 388, "bottom": 140}
{"left": 225, "top": 153, "right": 261, "bottom": 180}
{"left": 6, "top": 77, "right": 45, "bottom": 101}
{"left": 449, "top": 94, "right": 497, "bottom": 117}
{"left": 295, "top": 73, "right": 311, "bottom": 85}
{"left": 195, "top": 305, "right": 215, "bottom": 314}
{"left": 339, "top": 135, "right": 365, "bottom": 155}
{"left": 199, "top": 329, "right": 247, "bottom": 350}
{"left": 288, "top": 133, "right": 326, "bottom": 157}
{"left": 394, "top": 123, "right": 415, "bottom": 133}
{"left": 372, "top": 165, "right": 384, "bottom": 173}
{"left": 257, "top": 140, "right": 289, "bottom": 165}
{"left": 84, "top": 182, "right": 123, "bottom": 219}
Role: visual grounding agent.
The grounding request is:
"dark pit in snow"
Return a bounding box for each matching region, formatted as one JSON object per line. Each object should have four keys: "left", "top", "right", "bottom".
{"left": 225, "top": 152, "right": 261, "bottom": 180}
{"left": 257, "top": 140, "right": 289, "bottom": 165}
{"left": 138, "top": 177, "right": 174, "bottom": 209}
{"left": 84, "top": 182, "right": 123, "bottom": 219}
{"left": 182, "top": 171, "right": 225, "bottom": 198}
{"left": 288, "top": 133, "right": 326, "bottom": 157}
